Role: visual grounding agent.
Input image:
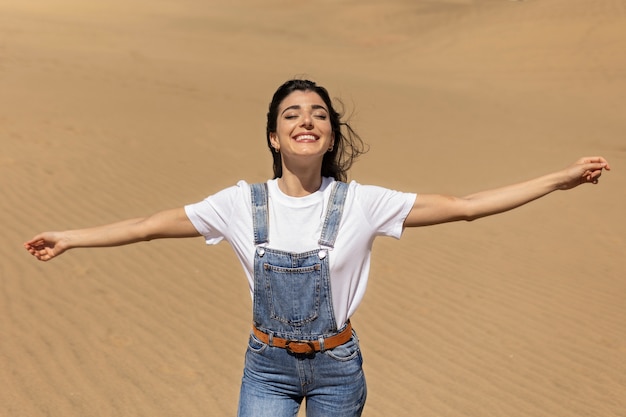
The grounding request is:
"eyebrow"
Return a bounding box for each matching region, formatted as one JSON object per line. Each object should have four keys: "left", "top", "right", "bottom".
{"left": 280, "top": 104, "right": 329, "bottom": 115}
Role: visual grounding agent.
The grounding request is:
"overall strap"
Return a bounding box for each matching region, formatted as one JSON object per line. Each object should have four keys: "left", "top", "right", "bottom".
{"left": 250, "top": 182, "right": 269, "bottom": 245}
{"left": 318, "top": 181, "right": 349, "bottom": 249}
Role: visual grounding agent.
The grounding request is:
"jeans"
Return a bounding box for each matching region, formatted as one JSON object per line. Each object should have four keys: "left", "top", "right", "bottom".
{"left": 237, "top": 331, "right": 367, "bottom": 417}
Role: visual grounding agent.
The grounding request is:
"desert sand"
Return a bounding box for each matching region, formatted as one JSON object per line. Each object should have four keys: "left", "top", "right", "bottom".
{"left": 2, "top": 0, "right": 625, "bottom": 416}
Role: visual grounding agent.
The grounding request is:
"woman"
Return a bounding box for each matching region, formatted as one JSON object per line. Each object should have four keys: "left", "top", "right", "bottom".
{"left": 24, "top": 79, "right": 610, "bottom": 416}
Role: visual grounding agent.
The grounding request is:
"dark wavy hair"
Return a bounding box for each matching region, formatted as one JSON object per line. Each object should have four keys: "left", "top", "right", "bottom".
{"left": 266, "top": 79, "right": 368, "bottom": 182}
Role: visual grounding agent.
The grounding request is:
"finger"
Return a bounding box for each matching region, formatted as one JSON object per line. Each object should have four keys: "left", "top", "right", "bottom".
{"left": 584, "top": 161, "right": 609, "bottom": 170}
{"left": 24, "top": 245, "right": 39, "bottom": 254}
{"left": 580, "top": 156, "right": 607, "bottom": 163}
{"left": 24, "top": 237, "right": 45, "bottom": 248}
{"left": 25, "top": 242, "right": 44, "bottom": 251}
{"left": 580, "top": 157, "right": 611, "bottom": 170}
{"left": 585, "top": 170, "right": 603, "bottom": 184}
{"left": 35, "top": 250, "right": 51, "bottom": 261}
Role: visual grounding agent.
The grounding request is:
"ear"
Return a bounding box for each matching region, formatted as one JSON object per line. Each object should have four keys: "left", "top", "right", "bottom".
{"left": 269, "top": 133, "right": 280, "bottom": 151}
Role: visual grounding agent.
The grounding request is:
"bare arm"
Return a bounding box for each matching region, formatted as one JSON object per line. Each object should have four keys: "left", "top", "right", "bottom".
{"left": 24, "top": 207, "right": 200, "bottom": 261}
{"left": 404, "top": 156, "right": 611, "bottom": 227}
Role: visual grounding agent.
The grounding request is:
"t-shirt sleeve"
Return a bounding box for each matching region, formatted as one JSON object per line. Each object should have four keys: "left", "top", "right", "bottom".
{"left": 184, "top": 181, "right": 249, "bottom": 245}
{"left": 351, "top": 181, "right": 417, "bottom": 239}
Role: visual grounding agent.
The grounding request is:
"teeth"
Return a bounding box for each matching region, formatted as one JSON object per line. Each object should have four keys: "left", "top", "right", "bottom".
{"left": 295, "top": 135, "right": 317, "bottom": 141}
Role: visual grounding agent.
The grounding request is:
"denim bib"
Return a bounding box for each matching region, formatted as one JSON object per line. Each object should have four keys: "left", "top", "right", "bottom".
{"left": 250, "top": 181, "right": 348, "bottom": 342}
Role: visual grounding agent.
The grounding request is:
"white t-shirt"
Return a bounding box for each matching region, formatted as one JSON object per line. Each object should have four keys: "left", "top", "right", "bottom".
{"left": 184, "top": 177, "right": 416, "bottom": 326}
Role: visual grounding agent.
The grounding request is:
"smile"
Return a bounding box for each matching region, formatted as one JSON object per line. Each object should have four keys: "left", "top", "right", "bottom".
{"left": 293, "top": 134, "right": 319, "bottom": 142}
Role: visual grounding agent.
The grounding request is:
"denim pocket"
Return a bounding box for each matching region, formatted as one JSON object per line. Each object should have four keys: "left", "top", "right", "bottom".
{"left": 263, "top": 263, "right": 322, "bottom": 326}
{"left": 324, "top": 333, "right": 361, "bottom": 362}
{"left": 247, "top": 333, "right": 268, "bottom": 354}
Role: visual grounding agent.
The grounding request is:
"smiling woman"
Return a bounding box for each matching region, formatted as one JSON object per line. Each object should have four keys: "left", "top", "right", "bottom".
{"left": 23, "top": 79, "right": 610, "bottom": 417}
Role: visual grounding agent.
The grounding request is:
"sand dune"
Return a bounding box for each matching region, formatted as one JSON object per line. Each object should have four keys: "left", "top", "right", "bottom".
{"left": 2, "top": 0, "right": 625, "bottom": 416}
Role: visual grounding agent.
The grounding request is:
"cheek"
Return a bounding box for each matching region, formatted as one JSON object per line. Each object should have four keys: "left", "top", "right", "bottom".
{"left": 276, "top": 120, "right": 296, "bottom": 135}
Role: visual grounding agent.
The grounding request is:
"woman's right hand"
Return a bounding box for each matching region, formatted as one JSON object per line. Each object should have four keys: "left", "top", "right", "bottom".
{"left": 24, "top": 232, "right": 69, "bottom": 262}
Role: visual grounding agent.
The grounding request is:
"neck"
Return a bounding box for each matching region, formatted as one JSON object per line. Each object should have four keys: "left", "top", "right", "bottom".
{"left": 277, "top": 166, "right": 323, "bottom": 197}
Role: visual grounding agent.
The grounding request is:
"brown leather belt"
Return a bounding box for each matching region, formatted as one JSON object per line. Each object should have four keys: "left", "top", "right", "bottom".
{"left": 252, "top": 321, "right": 352, "bottom": 355}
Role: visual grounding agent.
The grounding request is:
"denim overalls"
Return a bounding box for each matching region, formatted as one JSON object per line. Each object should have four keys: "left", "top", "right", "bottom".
{"left": 237, "top": 181, "right": 367, "bottom": 417}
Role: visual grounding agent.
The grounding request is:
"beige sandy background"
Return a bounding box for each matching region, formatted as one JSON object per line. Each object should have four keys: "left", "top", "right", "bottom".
{"left": 2, "top": 0, "right": 625, "bottom": 416}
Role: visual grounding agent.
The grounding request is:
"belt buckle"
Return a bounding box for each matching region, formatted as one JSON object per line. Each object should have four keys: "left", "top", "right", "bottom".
{"left": 285, "top": 340, "right": 316, "bottom": 355}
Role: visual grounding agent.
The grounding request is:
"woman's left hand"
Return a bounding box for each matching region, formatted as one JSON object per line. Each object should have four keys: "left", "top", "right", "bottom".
{"left": 559, "top": 156, "right": 611, "bottom": 190}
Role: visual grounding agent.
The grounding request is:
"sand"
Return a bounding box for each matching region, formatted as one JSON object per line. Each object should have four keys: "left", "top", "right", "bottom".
{"left": 2, "top": 0, "right": 625, "bottom": 416}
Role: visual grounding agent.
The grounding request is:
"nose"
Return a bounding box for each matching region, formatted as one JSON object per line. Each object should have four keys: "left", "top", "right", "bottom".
{"left": 301, "top": 113, "right": 314, "bottom": 129}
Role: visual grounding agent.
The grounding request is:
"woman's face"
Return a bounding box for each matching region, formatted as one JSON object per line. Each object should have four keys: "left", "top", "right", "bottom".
{"left": 269, "top": 90, "right": 334, "bottom": 165}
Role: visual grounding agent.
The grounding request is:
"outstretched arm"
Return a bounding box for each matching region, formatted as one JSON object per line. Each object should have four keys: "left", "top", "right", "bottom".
{"left": 24, "top": 207, "right": 200, "bottom": 261}
{"left": 404, "top": 156, "right": 610, "bottom": 228}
